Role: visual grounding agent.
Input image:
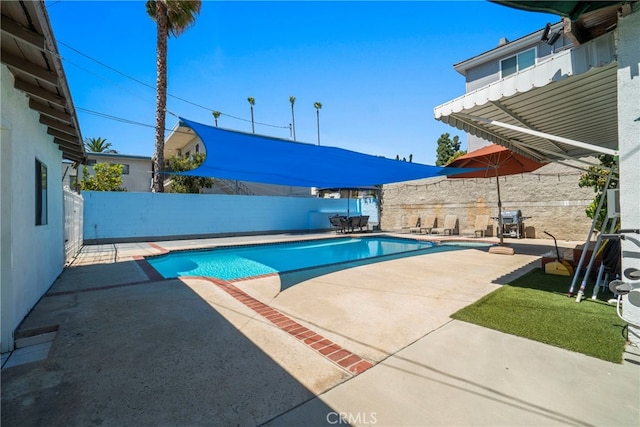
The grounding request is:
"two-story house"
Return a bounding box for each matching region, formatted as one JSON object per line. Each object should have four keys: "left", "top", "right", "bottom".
{"left": 450, "top": 21, "right": 573, "bottom": 152}
{"left": 70, "top": 152, "right": 153, "bottom": 192}
{"left": 434, "top": 2, "right": 640, "bottom": 343}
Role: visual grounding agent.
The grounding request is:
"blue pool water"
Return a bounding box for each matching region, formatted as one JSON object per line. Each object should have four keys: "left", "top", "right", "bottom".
{"left": 146, "top": 236, "right": 489, "bottom": 280}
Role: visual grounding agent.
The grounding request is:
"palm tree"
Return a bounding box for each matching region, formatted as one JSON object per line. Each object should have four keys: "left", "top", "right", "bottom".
{"left": 314, "top": 101, "right": 322, "bottom": 145}
{"left": 146, "top": 0, "right": 201, "bottom": 192}
{"left": 84, "top": 137, "right": 117, "bottom": 153}
{"left": 247, "top": 97, "right": 255, "bottom": 133}
{"left": 289, "top": 96, "right": 296, "bottom": 141}
{"left": 212, "top": 110, "right": 221, "bottom": 127}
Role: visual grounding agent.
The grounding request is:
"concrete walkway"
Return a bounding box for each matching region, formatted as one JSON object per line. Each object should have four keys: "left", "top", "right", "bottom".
{"left": 2, "top": 233, "right": 638, "bottom": 426}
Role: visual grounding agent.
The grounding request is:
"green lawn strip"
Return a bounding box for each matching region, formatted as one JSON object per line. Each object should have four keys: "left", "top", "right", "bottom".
{"left": 451, "top": 268, "right": 626, "bottom": 363}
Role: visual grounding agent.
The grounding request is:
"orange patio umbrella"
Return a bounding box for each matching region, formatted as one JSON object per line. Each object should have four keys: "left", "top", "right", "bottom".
{"left": 447, "top": 144, "right": 546, "bottom": 245}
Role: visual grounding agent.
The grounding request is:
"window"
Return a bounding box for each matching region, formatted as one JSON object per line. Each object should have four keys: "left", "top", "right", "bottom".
{"left": 121, "top": 164, "right": 130, "bottom": 175}
{"left": 195, "top": 143, "right": 200, "bottom": 154}
{"left": 87, "top": 159, "right": 97, "bottom": 166}
{"left": 35, "top": 159, "right": 47, "bottom": 225}
{"left": 501, "top": 48, "right": 535, "bottom": 78}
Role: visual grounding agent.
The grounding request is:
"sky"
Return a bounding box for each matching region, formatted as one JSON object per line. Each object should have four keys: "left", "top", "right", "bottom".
{"left": 47, "top": 1, "right": 560, "bottom": 165}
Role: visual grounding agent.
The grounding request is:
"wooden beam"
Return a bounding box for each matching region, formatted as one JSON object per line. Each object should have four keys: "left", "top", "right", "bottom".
{"left": 47, "top": 128, "right": 80, "bottom": 144}
{"left": 14, "top": 78, "right": 66, "bottom": 105}
{"left": 58, "top": 146, "right": 84, "bottom": 162}
{"left": 563, "top": 17, "right": 585, "bottom": 46}
{"left": 29, "top": 99, "right": 73, "bottom": 123}
{"left": 54, "top": 139, "right": 85, "bottom": 162}
{"left": 0, "top": 13, "right": 46, "bottom": 50}
{"left": 1, "top": 51, "right": 58, "bottom": 85}
{"left": 54, "top": 137, "right": 80, "bottom": 150}
{"left": 39, "top": 115, "right": 77, "bottom": 136}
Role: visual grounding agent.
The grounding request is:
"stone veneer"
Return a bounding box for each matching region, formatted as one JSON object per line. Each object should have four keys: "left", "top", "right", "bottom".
{"left": 381, "top": 161, "right": 597, "bottom": 242}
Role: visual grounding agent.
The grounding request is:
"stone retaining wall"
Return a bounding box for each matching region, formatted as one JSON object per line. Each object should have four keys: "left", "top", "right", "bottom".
{"left": 380, "top": 162, "right": 596, "bottom": 241}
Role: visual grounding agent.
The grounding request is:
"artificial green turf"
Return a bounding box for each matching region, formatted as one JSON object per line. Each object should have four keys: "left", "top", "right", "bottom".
{"left": 451, "top": 268, "right": 627, "bottom": 363}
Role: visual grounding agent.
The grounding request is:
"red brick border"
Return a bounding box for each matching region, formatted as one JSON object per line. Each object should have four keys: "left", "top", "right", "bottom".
{"left": 133, "top": 256, "right": 165, "bottom": 281}
{"left": 147, "top": 242, "right": 169, "bottom": 254}
{"left": 193, "top": 276, "right": 373, "bottom": 375}
{"left": 136, "top": 240, "right": 375, "bottom": 375}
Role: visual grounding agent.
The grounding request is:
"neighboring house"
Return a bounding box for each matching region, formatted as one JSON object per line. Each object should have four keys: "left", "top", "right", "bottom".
{"left": 163, "top": 122, "right": 313, "bottom": 197}
{"left": 433, "top": 3, "right": 640, "bottom": 344}
{"left": 382, "top": 21, "right": 598, "bottom": 238}
{"left": 80, "top": 152, "right": 153, "bottom": 192}
{"left": 452, "top": 21, "right": 572, "bottom": 152}
{"left": 1, "top": 1, "right": 86, "bottom": 352}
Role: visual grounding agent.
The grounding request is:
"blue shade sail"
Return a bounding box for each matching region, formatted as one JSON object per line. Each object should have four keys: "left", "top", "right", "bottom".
{"left": 175, "top": 117, "right": 480, "bottom": 188}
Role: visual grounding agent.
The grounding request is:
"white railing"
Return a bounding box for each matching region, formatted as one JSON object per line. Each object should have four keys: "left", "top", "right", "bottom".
{"left": 63, "top": 187, "right": 83, "bottom": 264}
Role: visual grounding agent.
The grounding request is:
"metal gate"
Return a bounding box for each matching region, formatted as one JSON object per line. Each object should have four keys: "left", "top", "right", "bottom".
{"left": 63, "top": 188, "right": 83, "bottom": 264}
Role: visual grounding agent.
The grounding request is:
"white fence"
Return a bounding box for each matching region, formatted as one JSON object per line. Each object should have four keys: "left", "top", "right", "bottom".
{"left": 64, "top": 188, "right": 83, "bottom": 263}
{"left": 82, "top": 192, "right": 378, "bottom": 243}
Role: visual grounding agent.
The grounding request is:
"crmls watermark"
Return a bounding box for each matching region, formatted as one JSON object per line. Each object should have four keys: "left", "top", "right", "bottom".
{"left": 326, "top": 411, "right": 377, "bottom": 425}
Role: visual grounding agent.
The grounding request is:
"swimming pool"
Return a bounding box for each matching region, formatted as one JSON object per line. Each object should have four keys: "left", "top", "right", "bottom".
{"left": 147, "top": 236, "right": 491, "bottom": 281}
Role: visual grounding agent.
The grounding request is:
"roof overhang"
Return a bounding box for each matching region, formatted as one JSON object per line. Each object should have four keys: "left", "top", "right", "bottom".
{"left": 163, "top": 122, "right": 199, "bottom": 159}
{"left": 434, "top": 31, "right": 618, "bottom": 164}
{"left": 1, "top": 0, "right": 86, "bottom": 163}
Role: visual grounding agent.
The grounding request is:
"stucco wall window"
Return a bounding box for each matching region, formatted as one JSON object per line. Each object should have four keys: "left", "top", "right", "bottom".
{"left": 501, "top": 48, "right": 535, "bottom": 77}
{"left": 121, "top": 164, "right": 130, "bottom": 175}
{"left": 35, "top": 159, "right": 48, "bottom": 225}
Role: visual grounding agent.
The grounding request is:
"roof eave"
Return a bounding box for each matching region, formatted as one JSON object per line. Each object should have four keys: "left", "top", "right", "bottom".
{"left": 1, "top": 0, "right": 86, "bottom": 163}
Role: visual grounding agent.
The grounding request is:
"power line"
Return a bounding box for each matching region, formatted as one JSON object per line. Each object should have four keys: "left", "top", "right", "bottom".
{"left": 56, "top": 40, "right": 289, "bottom": 130}
{"left": 76, "top": 108, "right": 191, "bottom": 135}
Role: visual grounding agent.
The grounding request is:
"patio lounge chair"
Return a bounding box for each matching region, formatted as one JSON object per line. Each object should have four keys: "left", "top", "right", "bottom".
{"left": 461, "top": 214, "right": 490, "bottom": 237}
{"left": 431, "top": 215, "right": 458, "bottom": 235}
{"left": 403, "top": 215, "right": 421, "bottom": 233}
{"left": 419, "top": 214, "right": 436, "bottom": 234}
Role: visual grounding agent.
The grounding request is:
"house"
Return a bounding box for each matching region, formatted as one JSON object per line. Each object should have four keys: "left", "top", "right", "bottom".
{"left": 451, "top": 21, "right": 573, "bottom": 153}
{"left": 1, "top": 0, "right": 86, "bottom": 352}
{"left": 163, "top": 122, "right": 313, "bottom": 197}
{"left": 381, "top": 22, "right": 600, "bottom": 239}
{"left": 77, "top": 152, "right": 153, "bottom": 192}
{"left": 433, "top": 3, "right": 640, "bottom": 344}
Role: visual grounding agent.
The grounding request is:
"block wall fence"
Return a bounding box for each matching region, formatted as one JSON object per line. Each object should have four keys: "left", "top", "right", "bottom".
{"left": 82, "top": 192, "right": 362, "bottom": 243}
{"left": 380, "top": 162, "right": 596, "bottom": 242}
{"left": 83, "top": 162, "right": 597, "bottom": 244}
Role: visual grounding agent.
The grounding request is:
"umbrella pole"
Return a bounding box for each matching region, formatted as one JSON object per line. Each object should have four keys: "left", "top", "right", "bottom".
{"left": 496, "top": 173, "right": 504, "bottom": 245}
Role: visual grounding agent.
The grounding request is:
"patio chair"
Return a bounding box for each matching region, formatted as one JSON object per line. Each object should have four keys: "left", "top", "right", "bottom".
{"left": 431, "top": 215, "right": 458, "bottom": 235}
{"left": 419, "top": 214, "right": 436, "bottom": 234}
{"left": 403, "top": 215, "right": 421, "bottom": 233}
{"left": 461, "top": 214, "right": 490, "bottom": 237}
{"left": 329, "top": 215, "right": 346, "bottom": 233}
{"left": 341, "top": 216, "right": 355, "bottom": 233}
{"left": 353, "top": 215, "right": 369, "bottom": 232}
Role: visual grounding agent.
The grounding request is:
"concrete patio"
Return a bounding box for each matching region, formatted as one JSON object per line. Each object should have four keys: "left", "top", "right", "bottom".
{"left": 2, "top": 233, "right": 639, "bottom": 426}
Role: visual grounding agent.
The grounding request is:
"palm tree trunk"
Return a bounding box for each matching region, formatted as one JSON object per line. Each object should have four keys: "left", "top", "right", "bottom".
{"left": 291, "top": 104, "right": 296, "bottom": 141}
{"left": 250, "top": 106, "right": 255, "bottom": 133}
{"left": 152, "top": 0, "right": 168, "bottom": 193}
{"left": 316, "top": 109, "right": 320, "bottom": 146}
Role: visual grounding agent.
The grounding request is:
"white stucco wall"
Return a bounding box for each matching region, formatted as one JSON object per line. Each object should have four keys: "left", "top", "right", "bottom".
{"left": 82, "top": 192, "right": 366, "bottom": 242}
{"left": 1, "top": 65, "right": 65, "bottom": 352}
{"left": 617, "top": 10, "right": 640, "bottom": 345}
